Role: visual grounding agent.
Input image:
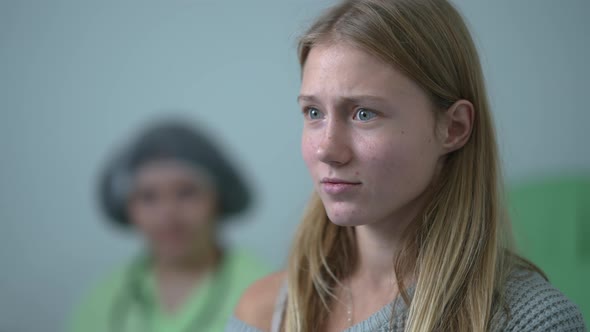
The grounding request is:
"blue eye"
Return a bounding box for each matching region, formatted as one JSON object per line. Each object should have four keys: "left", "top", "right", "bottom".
{"left": 353, "top": 108, "right": 377, "bottom": 121}
{"left": 306, "top": 107, "right": 323, "bottom": 120}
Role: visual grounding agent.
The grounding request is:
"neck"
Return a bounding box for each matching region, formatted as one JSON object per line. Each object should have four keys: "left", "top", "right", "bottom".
{"left": 151, "top": 245, "right": 221, "bottom": 314}
{"left": 352, "top": 223, "right": 400, "bottom": 287}
{"left": 153, "top": 245, "right": 221, "bottom": 282}
{"left": 352, "top": 191, "right": 429, "bottom": 286}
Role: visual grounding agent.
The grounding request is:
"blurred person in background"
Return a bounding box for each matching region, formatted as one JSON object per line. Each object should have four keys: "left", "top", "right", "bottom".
{"left": 69, "top": 120, "right": 270, "bottom": 332}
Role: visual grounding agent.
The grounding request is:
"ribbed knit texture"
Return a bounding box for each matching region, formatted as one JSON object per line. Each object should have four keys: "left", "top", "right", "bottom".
{"left": 225, "top": 270, "right": 586, "bottom": 331}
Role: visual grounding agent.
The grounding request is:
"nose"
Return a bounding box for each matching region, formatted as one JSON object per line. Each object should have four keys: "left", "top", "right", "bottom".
{"left": 154, "top": 196, "right": 180, "bottom": 226}
{"left": 316, "top": 119, "right": 352, "bottom": 166}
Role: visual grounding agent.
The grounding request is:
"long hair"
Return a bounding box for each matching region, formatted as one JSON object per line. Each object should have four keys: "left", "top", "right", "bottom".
{"left": 285, "top": 0, "right": 540, "bottom": 331}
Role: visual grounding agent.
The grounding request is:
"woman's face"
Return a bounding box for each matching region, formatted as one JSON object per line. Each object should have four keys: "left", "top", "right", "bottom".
{"left": 300, "top": 42, "right": 446, "bottom": 227}
{"left": 128, "top": 160, "right": 218, "bottom": 263}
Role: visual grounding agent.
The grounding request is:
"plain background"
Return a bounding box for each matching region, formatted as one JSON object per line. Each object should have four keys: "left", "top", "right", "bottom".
{"left": 1, "top": 0, "right": 588, "bottom": 331}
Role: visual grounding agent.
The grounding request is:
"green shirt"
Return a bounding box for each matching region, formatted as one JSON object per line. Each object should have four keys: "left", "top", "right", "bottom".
{"left": 69, "top": 250, "right": 270, "bottom": 332}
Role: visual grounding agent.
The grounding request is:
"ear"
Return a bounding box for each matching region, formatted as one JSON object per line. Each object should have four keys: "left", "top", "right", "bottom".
{"left": 438, "top": 99, "right": 474, "bottom": 153}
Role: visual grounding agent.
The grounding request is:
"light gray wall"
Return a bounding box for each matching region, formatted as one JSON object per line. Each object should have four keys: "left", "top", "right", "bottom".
{"left": 1, "top": 1, "right": 588, "bottom": 331}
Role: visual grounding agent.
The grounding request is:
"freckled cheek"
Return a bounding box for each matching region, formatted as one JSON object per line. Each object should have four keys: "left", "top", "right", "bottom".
{"left": 301, "top": 134, "right": 317, "bottom": 169}
{"left": 369, "top": 154, "right": 399, "bottom": 179}
{"left": 358, "top": 143, "right": 405, "bottom": 181}
{"left": 355, "top": 147, "right": 391, "bottom": 177}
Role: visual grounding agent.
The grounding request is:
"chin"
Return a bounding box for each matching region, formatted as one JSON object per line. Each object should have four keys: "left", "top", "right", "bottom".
{"left": 154, "top": 245, "right": 191, "bottom": 261}
{"left": 324, "top": 203, "right": 367, "bottom": 227}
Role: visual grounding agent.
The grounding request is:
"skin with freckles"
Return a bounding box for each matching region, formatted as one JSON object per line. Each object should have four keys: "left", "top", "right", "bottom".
{"left": 232, "top": 1, "right": 570, "bottom": 330}
{"left": 235, "top": 40, "right": 476, "bottom": 332}
{"left": 299, "top": 42, "right": 446, "bottom": 229}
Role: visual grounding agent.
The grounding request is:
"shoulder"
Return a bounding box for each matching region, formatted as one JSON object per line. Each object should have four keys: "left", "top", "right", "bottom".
{"left": 68, "top": 263, "right": 131, "bottom": 332}
{"left": 234, "top": 270, "right": 287, "bottom": 331}
{"left": 499, "top": 269, "right": 586, "bottom": 331}
{"left": 76, "top": 263, "right": 130, "bottom": 309}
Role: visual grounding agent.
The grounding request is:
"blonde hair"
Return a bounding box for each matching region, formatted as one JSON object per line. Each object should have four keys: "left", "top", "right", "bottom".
{"left": 285, "top": 0, "right": 540, "bottom": 331}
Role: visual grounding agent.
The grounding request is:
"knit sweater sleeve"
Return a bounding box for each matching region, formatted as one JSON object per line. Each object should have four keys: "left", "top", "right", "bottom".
{"left": 499, "top": 270, "right": 586, "bottom": 332}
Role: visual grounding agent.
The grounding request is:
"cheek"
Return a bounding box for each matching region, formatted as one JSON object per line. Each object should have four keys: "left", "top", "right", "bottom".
{"left": 363, "top": 131, "right": 439, "bottom": 187}
{"left": 301, "top": 132, "right": 317, "bottom": 169}
{"left": 128, "top": 204, "right": 156, "bottom": 233}
{"left": 358, "top": 143, "right": 398, "bottom": 183}
{"left": 400, "top": 144, "right": 439, "bottom": 194}
{"left": 183, "top": 197, "right": 217, "bottom": 226}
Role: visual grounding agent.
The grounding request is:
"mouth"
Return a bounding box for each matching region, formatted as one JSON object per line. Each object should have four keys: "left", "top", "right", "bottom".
{"left": 320, "top": 177, "right": 361, "bottom": 195}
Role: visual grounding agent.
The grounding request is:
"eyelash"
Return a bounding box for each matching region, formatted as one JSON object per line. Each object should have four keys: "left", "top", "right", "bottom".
{"left": 303, "top": 107, "right": 323, "bottom": 120}
{"left": 353, "top": 108, "right": 378, "bottom": 121}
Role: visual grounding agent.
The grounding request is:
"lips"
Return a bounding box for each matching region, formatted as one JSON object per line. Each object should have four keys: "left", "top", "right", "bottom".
{"left": 320, "top": 177, "right": 361, "bottom": 195}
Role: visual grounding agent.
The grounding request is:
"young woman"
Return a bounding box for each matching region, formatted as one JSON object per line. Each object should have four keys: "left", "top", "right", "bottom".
{"left": 228, "top": 0, "right": 586, "bottom": 331}
{"left": 69, "top": 121, "right": 270, "bottom": 332}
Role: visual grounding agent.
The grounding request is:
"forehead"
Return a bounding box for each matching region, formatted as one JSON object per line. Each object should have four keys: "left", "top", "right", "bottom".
{"left": 134, "top": 160, "right": 210, "bottom": 185}
{"left": 300, "top": 42, "right": 426, "bottom": 103}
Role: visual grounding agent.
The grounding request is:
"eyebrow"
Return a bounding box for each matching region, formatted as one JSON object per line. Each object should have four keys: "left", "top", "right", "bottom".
{"left": 297, "top": 94, "right": 388, "bottom": 105}
{"left": 297, "top": 95, "right": 319, "bottom": 103}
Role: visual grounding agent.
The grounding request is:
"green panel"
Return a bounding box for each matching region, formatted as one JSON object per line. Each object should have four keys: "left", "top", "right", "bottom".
{"left": 508, "top": 175, "right": 590, "bottom": 326}
{"left": 577, "top": 178, "right": 590, "bottom": 257}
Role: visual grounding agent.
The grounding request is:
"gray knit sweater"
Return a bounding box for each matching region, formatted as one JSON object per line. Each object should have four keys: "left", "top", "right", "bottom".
{"left": 225, "top": 270, "right": 586, "bottom": 331}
